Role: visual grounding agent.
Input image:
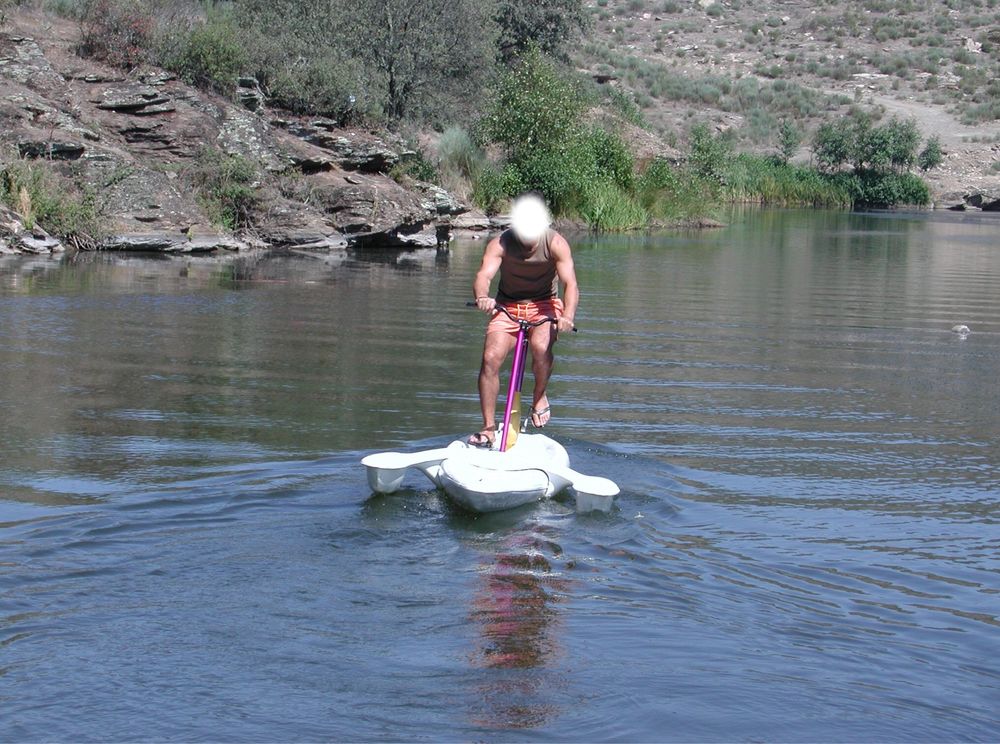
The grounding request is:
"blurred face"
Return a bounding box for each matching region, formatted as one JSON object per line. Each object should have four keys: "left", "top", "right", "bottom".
{"left": 510, "top": 195, "right": 550, "bottom": 248}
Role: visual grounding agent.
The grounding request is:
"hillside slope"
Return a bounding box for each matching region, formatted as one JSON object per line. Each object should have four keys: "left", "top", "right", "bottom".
{"left": 575, "top": 0, "right": 1000, "bottom": 207}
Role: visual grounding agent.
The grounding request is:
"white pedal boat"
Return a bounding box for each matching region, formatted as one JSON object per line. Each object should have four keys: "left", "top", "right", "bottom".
{"left": 361, "top": 432, "right": 619, "bottom": 513}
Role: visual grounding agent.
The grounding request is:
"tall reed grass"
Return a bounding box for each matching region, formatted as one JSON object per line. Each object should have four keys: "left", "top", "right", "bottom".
{"left": 721, "top": 154, "right": 853, "bottom": 207}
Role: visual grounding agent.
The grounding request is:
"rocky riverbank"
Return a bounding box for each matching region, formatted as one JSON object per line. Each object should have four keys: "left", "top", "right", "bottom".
{"left": 0, "top": 11, "right": 500, "bottom": 257}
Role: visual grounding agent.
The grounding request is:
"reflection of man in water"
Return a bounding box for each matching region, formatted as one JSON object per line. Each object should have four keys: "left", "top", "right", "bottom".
{"left": 468, "top": 528, "right": 569, "bottom": 729}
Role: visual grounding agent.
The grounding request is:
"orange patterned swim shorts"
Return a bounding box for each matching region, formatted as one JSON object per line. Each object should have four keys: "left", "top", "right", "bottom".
{"left": 487, "top": 298, "right": 565, "bottom": 335}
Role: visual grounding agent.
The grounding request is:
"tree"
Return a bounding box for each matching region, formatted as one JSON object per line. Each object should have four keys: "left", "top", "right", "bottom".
{"left": 343, "top": 0, "right": 497, "bottom": 124}
{"left": 235, "top": 0, "right": 365, "bottom": 119}
{"left": 884, "top": 117, "right": 921, "bottom": 171}
{"left": 918, "top": 135, "right": 944, "bottom": 171}
{"left": 778, "top": 120, "right": 801, "bottom": 164}
{"left": 813, "top": 121, "right": 852, "bottom": 171}
{"left": 689, "top": 123, "right": 733, "bottom": 184}
{"left": 846, "top": 116, "right": 922, "bottom": 171}
{"left": 235, "top": 0, "right": 495, "bottom": 125}
{"left": 475, "top": 48, "right": 632, "bottom": 214}
{"left": 477, "top": 47, "right": 585, "bottom": 162}
{"left": 494, "top": 0, "right": 590, "bottom": 64}
{"left": 850, "top": 115, "right": 887, "bottom": 170}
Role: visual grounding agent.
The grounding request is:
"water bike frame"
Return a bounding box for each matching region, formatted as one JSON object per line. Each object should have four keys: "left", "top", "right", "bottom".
{"left": 472, "top": 302, "right": 574, "bottom": 452}
{"left": 360, "top": 308, "right": 616, "bottom": 513}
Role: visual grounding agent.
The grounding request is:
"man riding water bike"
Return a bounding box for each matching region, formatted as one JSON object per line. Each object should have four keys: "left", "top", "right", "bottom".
{"left": 469, "top": 194, "right": 579, "bottom": 447}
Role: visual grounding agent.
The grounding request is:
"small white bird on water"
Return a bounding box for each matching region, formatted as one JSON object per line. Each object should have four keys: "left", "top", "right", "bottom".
{"left": 952, "top": 324, "right": 971, "bottom": 338}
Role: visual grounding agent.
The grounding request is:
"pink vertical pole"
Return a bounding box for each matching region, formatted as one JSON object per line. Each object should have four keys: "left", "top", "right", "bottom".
{"left": 499, "top": 324, "right": 526, "bottom": 451}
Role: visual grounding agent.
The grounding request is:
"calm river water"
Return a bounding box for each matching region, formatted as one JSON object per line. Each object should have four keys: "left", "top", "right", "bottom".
{"left": 1, "top": 209, "right": 998, "bottom": 742}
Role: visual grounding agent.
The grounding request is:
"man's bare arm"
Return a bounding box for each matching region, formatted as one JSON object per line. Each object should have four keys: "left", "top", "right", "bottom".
{"left": 473, "top": 237, "right": 503, "bottom": 312}
{"left": 551, "top": 233, "right": 578, "bottom": 331}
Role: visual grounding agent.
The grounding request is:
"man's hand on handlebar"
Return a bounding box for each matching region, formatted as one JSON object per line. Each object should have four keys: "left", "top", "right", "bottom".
{"left": 468, "top": 301, "right": 577, "bottom": 332}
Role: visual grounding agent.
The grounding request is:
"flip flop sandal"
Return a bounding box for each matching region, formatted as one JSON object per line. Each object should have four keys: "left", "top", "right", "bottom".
{"left": 467, "top": 430, "right": 495, "bottom": 448}
{"left": 529, "top": 406, "right": 551, "bottom": 428}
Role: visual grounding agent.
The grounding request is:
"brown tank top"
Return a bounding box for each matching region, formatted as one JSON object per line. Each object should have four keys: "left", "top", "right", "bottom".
{"left": 496, "top": 228, "right": 559, "bottom": 303}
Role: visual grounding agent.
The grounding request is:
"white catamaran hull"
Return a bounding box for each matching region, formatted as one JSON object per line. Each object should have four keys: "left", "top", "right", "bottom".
{"left": 361, "top": 433, "right": 618, "bottom": 513}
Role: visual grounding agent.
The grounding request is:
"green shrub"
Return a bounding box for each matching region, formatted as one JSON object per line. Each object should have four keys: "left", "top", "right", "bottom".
{"left": 390, "top": 150, "right": 438, "bottom": 184}
{"left": 471, "top": 163, "right": 525, "bottom": 214}
{"left": 721, "top": 154, "right": 852, "bottom": 207}
{"left": 511, "top": 140, "right": 597, "bottom": 212}
{"left": 688, "top": 122, "right": 733, "bottom": 184}
{"left": 918, "top": 135, "right": 944, "bottom": 170}
{"left": 1, "top": 159, "right": 104, "bottom": 246}
{"left": 476, "top": 47, "right": 585, "bottom": 163}
{"left": 778, "top": 120, "right": 801, "bottom": 162}
{"left": 254, "top": 47, "right": 367, "bottom": 121}
{"left": 476, "top": 48, "right": 640, "bottom": 215}
{"left": 636, "top": 159, "right": 719, "bottom": 224}
{"left": 157, "top": 9, "right": 248, "bottom": 94}
{"left": 636, "top": 157, "right": 680, "bottom": 199}
{"left": 842, "top": 169, "right": 930, "bottom": 206}
{"left": 586, "top": 128, "right": 635, "bottom": 191}
{"left": 188, "top": 148, "right": 259, "bottom": 230}
{"left": 814, "top": 120, "right": 853, "bottom": 170}
{"left": 606, "top": 86, "right": 645, "bottom": 126}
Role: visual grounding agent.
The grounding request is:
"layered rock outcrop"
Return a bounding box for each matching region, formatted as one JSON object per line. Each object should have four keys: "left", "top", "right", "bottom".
{"left": 0, "top": 21, "right": 468, "bottom": 256}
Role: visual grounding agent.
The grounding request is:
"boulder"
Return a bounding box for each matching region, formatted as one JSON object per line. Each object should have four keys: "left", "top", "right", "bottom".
{"left": 420, "top": 184, "right": 466, "bottom": 216}
{"left": 938, "top": 189, "right": 1000, "bottom": 211}
{"left": 17, "top": 138, "right": 86, "bottom": 160}
{"left": 18, "top": 233, "right": 65, "bottom": 253}
{"left": 236, "top": 77, "right": 265, "bottom": 112}
{"left": 94, "top": 84, "right": 172, "bottom": 113}
{"left": 273, "top": 120, "right": 405, "bottom": 173}
{"left": 103, "top": 232, "right": 187, "bottom": 252}
{"left": 451, "top": 209, "right": 493, "bottom": 232}
{"left": 102, "top": 231, "right": 249, "bottom": 253}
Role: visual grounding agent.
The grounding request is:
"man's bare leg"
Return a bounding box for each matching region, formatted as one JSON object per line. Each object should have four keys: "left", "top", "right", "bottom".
{"left": 528, "top": 324, "right": 557, "bottom": 427}
{"left": 473, "top": 330, "right": 517, "bottom": 442}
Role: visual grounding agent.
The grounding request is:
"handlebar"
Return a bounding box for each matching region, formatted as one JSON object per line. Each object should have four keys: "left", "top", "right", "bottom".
{"left": 466, "top": 301, "right": 577, "bottom": 331}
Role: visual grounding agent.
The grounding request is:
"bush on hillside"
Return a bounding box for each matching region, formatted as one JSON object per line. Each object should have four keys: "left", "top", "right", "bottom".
{"left": 436, "top": 127, "right": 484, "bottom": 183}
{"left": 1, "top": 159, "right": 104, "bottom": 246}
{"left": 157, "top": 7, "right": 248, "bottom": 93}
{"left": 494, "top": 0, "right": 590, "bottom": 63}
{"left": 814, "top": 120, "right": 853, "bottom": 171}
{"left": 843, "top": 169, "right": 930, "bottom": 207}
{"left": 474, "top": 48, "right": 639, "bottom": 218}
{"left": 186, "top": 148, "right": 258, "bottom": 230}
{"left": 476, "top": 47, "right": 585, "bottom": 164}
{"left": 688, "top": 123, "right": 733, "bottom": 186}
{"left": 76, "top": 0, "right": 153, "bottom": 69}
{"left": 918, "top": 135, "right": 943, "bottom": 171}
{"left": 636, "top": 157, "right": 720, "bottom": 224}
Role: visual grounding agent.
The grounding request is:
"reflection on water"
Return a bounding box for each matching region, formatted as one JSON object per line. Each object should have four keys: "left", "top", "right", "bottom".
{"left": 468, "top": 522, "right": 568, "bottom": 730}
{"left": 2, "top": 209, "right": 1000, "bottom": 741}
